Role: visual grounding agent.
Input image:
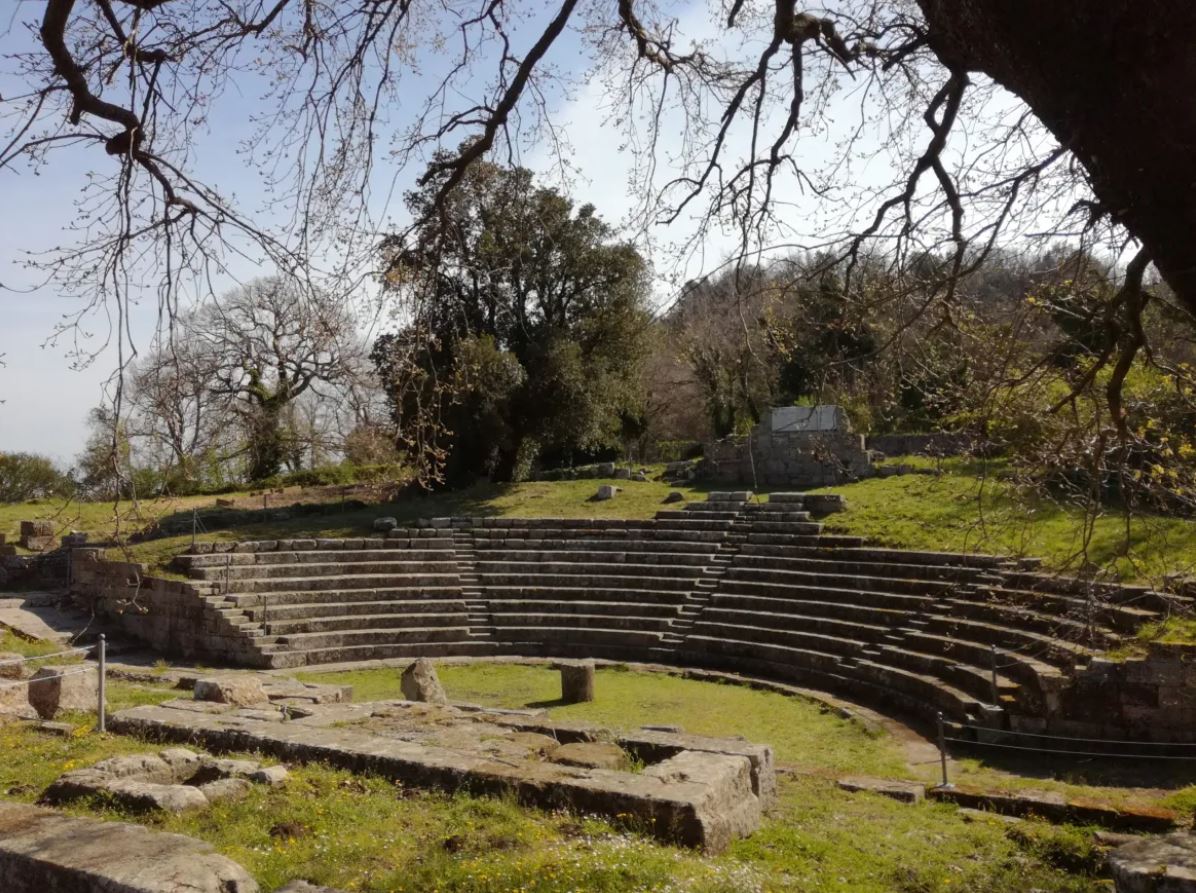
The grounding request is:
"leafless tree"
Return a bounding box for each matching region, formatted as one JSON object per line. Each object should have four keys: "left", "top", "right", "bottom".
{"left": 189, "top": 276, "right": 359, "bottom": 480}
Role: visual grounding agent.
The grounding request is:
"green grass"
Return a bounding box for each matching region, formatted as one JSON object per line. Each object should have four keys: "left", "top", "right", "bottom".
{"left": 814, "top": 458, "right": 1196, "bottom": 584}
{"left": 299, "top": 663, "right": 906, "bottom": 775}
{"left": 0, "top": 669, "right": 1105, "bottom": 893}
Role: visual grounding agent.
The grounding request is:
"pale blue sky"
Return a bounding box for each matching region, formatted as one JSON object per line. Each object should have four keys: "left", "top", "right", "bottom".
{"left": 0, "top": 2, "right": 1042, "bottom": 464}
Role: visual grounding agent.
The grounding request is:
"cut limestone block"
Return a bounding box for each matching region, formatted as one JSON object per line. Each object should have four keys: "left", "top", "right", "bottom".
{"left": 548, "top": 741, "right": 630, "bottom": 771}
{"left": 0, "top": 801, "right": 258, "bottom": 893}
{"left": 194, "top": 676, "right": 268, "bottom": 707}
{"left": 1108, "top": 831, "right": 1196, "bottom": 892}
{"left": 594, "top": 485, "right": 619, "bottom": 501}
{"left": 27, "top": 665, "right": 97, "bottom": 719}
{"left": 837, "top": 776, "right": 925, "bottom": 804}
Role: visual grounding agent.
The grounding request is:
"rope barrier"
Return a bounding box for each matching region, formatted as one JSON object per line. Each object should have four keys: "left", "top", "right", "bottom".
{"left": 944, "top": 721, "right": 1196, "bottom": 748}
{"left": 0, "top": 647, "right": 90, "bottom": 667}
{"left": 941, "top": 736, "right": 1196, "bottom": 761}
{"left": 0, "top": 666, "right": 95, "bottom": 688}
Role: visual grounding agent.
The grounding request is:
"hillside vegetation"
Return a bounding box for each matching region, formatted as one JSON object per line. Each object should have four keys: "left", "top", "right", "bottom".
{"left": 3, "top": 460, "right": 1193, "bottom": 585}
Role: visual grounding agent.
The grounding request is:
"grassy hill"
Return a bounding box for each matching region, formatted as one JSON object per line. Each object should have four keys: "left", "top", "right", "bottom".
{"left": 3, "top": 459, "right": 1193, "bottom": 586}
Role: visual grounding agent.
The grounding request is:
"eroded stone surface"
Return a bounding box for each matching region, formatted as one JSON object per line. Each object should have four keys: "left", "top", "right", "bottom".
{"left": 27, "top": 664, "right": 97, "bottom": 718}
{"left": 0, "top": 801, "right": 258, "bottom": 892}
{"left": 43, "top": 747, "right": 287, "bottom": 813}
{"left": 548, "top": 741, "right": 629, "bottom": 771}
{"left": 400, "top": 658, "right": 448, "bottom": 704}
{"left": 1109, "top": 832, "right": 1196, "bottom": 892}
{"left": 194, "top": 675, "right": 268, "bottom": 706}
{"left": 837, "top": 776, "right": 926, "bottom": 804}
{"left": 557, "top": 660, "right": 595, "bottom": 704}
{"left": 111, "top": 697, "right": 775, "bottom": 852}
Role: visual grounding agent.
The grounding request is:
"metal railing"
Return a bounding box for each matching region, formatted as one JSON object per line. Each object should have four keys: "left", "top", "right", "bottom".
{"left": 934, "top": 710, "right": 1196, "bottom": 787}
{"left": 0, "top": 635, "right": 108, "bottom": 731}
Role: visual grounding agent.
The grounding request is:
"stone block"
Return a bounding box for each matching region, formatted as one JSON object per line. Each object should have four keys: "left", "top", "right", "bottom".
{"left": 19, "top": 520, "right": 54, "bottom": 538}
{"left": 1109, "top": 832, "right": 1196, "bottom": 892}
{"left": 372, "top": 517, "right": 398, "bottom": 532}
{"left": 0, "top": 652, "right": 25, "bottom": 680}
{"left": 105, "top": 778, "right": 210, "bottom": 813}
{"left": 557, "top": 660, "right": 595, "bottom": 704}
{"left": 593, "top": 485, "right": 619, "bottom": 501}
{"left": 27, "top": 665, "right": 98, "bottom": 719}
{"left": 400, "top": 658, "right": 447, "bottom": 704}
{"left": 662, "top": 491, "right": 685, "bottom": 504}
{"left": 548, "top": 741, "right": 630, "bottom": 771}
{"left": 0, "top": 801, "right": 259, "bottom": 892}
{"left": 194, "top": 676, "right": 268, "bottom": 707}
{"left": 197, "top": 777, "right": 252, "bottom": 803}
{"left": 0, "top": 677, "right": 34, "bottom": 720}
{"left": 837, "top": 776, "right": 925, "bottom": 804}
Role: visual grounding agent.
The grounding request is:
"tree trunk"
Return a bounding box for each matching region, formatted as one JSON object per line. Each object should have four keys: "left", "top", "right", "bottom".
{"left": 917, "top": 1, "right": 1196, "bottom": 313}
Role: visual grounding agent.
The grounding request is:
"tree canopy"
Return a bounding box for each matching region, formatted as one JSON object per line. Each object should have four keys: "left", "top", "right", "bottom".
{"left": 373, "top": 158, "right": 651, "bottom": 483}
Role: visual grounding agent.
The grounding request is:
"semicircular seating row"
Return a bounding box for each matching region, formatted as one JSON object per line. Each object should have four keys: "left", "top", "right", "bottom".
{"left": 174, "top": 492, "right": 1178, "bottom": 727}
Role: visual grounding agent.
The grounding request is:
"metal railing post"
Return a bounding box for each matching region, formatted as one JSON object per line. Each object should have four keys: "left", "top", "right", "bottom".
{"left": 936, "top": 711, "right": 951, "bottom": 788}
{"left": 97, "top": 634, "right": 107, "bottom": 733}
{"left": 989, "top": 644, "right": 999, "bottom": 705}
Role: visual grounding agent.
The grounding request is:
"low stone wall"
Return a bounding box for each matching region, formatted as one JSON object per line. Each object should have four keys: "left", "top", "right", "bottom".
{"left": 865, "top": 432, "right": 975, "bottom": 457}
{"left": 1040, "top": 643, "right": 1196, "bottom": 742}
{"left": 70, "top": 552, "right": 270, "bottom": 667}
{"left": 701, "top": 430, "right": 873, "bottom": 487}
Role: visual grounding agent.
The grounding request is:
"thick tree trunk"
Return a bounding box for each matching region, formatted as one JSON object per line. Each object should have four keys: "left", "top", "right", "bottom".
{"left": 917, "top": 1, "right": 1196, "bottom": 313}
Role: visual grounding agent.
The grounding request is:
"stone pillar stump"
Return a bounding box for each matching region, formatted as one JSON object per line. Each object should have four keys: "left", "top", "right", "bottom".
{"left": 557, "top": 660, "right": 595, "bottom": 704}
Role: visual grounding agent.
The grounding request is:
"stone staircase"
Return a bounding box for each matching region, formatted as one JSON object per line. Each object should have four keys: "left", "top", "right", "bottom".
{"left": 166, "top": 492, "right": 1185, "bottom": 729}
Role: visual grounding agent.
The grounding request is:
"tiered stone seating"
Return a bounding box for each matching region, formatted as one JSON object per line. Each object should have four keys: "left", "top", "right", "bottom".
{"left": 167, "top": 491, "right": 1178, "bottom": 729}
{"left": 175, "top": 533, "right": 484, "bottom": 668}
{"left": 463, "top": 513, "right": 736, "bottom": 661}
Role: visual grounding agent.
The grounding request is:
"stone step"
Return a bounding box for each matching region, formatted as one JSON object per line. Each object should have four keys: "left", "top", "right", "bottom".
{"left": 470, "top": 529, "right": 730, "bottom": 545}
{"left": 924, "top": 615, "right": 1096, "bottom": 669}
{"left": 732, "top": 551, "right": 992, "bottom": 583}
{"left": 935, "top": 597, "right": 1120, "bottom": 648}
{"left": 678, "top": 636, "right": 978, "bottom": 720}
{"left": 491, "top": 612, "right": 678, "bottom": 632}
{"left": 705, "top": 597, "right": 915, "bottom": 628}
{"left": 270, "top": 626, "right": 475, "bottom": 650}
{"left": 192, "top": 560, "right": 463, "bottom": 582}
{"left": 743, "top": 533, "right": 864, "bottom": 547}
{"left": 226, "top": 586, "right": 465, "bottom": 608}
{"left": 487, "top": 599, "right": 683, "bottom": 618}
{"left": 970, "top": 585, "right": 1160, "bottom": 633}
{"left": 265, "top": 611, "right": 471, "bottom": 635}
{"left": 477, "top": 572, "right": 696, "bottom": 592}
{"left": 743, "top": 521, "right": 825, "bottom": 535}
{"left": 225, "top": 573, "right": 462, "bottom": 593}
{"left": 489, "top": 626, "right": 668, "bottom": 649}
{"left": 655, "top": 510, "right": 742, "bottom": 521}
{"left": 469, "top": 536, "right": 722, "bottom": 553}
{"left": 182, "top": 548, "right": 458, "bottom": 570}
{"left": 263, "top": 639, "right": 497, "bottom": 668}
{"left": 472, "top": 550, "right": 713, "bottom": 567}
{"left": 480, "top": 586, "right": 688, "bottom": 605}
{"left": 727, "top": 566, "right": 956, "bottom": 596}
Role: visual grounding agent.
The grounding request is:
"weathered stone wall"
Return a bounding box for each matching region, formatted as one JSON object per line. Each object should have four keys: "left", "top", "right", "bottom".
{"left": 1034, "top": 643, "right": 1196, "bottom": 742}
{"left": 701, "top": 430, "right": 873, "bottom": 487}
{"left": 70, "top": 552, "right": 270, "bottom": 668}
{"left": 865, "top": 432, "right": 974, "bottom": 457}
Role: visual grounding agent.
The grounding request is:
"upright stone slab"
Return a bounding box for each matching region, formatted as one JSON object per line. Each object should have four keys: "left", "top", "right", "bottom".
{"left": 27, "top": 665, "right": 97, "bottom": 719}
{"left": 558, "top": 660, "right": 595, "bottom": 703}
{"left": 401, "top": 658, "right": 448, "bottom": 704}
